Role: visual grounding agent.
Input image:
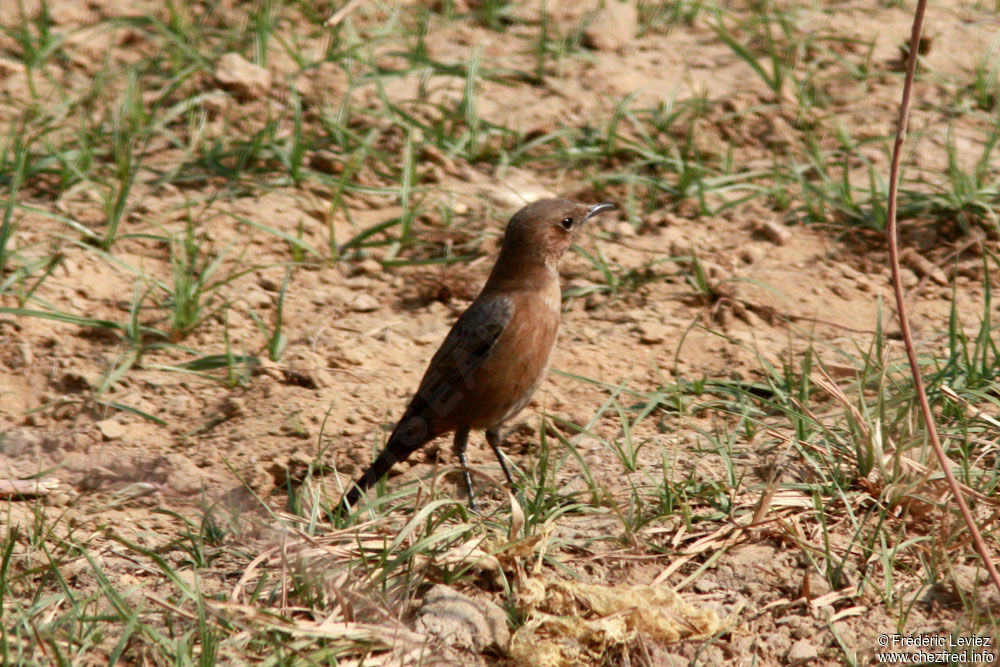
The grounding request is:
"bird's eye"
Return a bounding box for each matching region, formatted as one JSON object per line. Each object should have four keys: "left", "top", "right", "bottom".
{"left": 560, "top": 217, "right": 575, "bottom": 230}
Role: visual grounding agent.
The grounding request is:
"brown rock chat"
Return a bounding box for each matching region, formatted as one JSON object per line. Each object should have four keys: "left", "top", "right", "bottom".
{"left": 340, "top": 198, "right": 617, "bottom": 511}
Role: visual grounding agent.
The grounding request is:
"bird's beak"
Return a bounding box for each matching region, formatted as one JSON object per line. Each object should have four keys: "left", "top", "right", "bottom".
{"left": 583, "top": 202, "right": 617, "bottom": 222}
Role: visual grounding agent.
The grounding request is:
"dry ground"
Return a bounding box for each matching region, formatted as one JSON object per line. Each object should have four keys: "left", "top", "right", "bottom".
{"left": 2, "top": 0, "right": 999, "bottom": 664}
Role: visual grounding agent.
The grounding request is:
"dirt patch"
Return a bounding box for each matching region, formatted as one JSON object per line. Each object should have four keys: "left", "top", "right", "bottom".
{"left": 2, "top": 0, "right": 999, "bottom": 663}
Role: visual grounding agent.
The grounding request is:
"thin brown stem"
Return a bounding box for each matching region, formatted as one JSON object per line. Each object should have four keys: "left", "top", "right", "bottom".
{"left": 886, "top": 0, "right": 1000, "bottom": 593}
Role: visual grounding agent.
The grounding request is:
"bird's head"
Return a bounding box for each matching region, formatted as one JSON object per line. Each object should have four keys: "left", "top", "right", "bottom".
{"left": 499, "top": 198, "right": 617, "bottom": 270}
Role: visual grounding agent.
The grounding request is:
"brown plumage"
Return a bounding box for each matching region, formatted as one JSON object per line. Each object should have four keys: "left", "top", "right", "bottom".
{"left": 340, "top": 198, "right": 617, "bottom": 511}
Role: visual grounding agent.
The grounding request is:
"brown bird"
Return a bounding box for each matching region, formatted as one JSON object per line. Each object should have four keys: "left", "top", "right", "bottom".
{"left": 340, "top": 198, "right": 617, "bottom": 511}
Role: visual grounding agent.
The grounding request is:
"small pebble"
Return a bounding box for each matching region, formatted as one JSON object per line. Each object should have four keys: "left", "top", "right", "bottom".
{"left": 95, "top": 419, "right": 126, "bottom": 440}
{"left": 787, "top": 638, "right": 818, "bottom": 661}
{"left": 349, "top": 293, "right": 379, "bottom": 312}
{"left": 215, "top": 52, "right": 271, "bottom": 100}
{"left": 757, "top": 219, "right": 792, "bottom": 245}
{"left": 583, "top": 1, "right": 638, "bottom": 52}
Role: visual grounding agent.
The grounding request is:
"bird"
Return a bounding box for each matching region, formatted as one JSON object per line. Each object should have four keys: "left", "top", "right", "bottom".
{"left": 339, "top": 198, "right": 617, "bottom": 512}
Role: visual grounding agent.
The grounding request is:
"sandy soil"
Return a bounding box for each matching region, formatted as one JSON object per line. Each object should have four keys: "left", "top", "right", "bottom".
{"left": 2, "top": 0, "right": 998, "bottom": 663}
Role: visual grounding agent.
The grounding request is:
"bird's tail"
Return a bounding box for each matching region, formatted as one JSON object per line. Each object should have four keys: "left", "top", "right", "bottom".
{"left": 339, "top": 413, "right": 436, "bottom": 511}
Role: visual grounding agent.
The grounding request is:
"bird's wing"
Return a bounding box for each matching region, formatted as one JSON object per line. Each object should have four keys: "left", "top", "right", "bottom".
{"left": 342, "top": 296, "right": 514, "bottom": 507}
{"left": 409, "top": 295, "right": 514, "bottom": 417}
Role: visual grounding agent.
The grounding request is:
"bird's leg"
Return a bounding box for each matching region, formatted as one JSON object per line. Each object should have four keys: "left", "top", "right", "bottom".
{"left": 486, "top": 427, "right": 518, "bottom": 493}
{"left": 452, "top": 427, "right": 478, "bottom": 511}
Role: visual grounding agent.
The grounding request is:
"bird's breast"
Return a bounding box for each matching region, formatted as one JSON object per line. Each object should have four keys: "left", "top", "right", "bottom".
{"left": 467, "top": 289, "right": 561, "bottom": 428}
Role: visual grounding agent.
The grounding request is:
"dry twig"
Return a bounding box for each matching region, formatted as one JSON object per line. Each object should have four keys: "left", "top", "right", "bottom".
{"left": 0, "top": 478, "right": 60, "bottom": 498}
{"left": 886, "top": 0, "right": 1000, "bottom": 594}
